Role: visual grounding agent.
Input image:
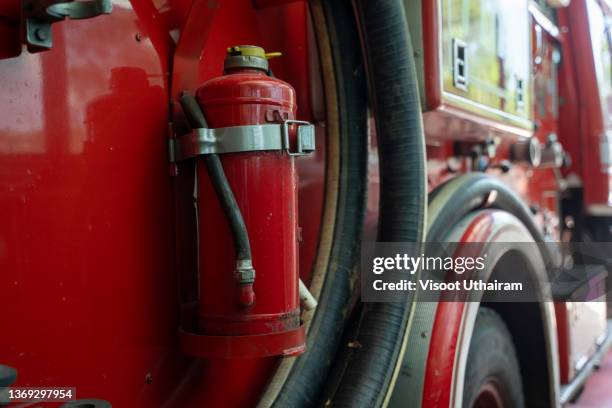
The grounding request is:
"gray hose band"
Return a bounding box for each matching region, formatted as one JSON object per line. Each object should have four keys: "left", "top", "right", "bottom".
{"left": 170, "top": 122, "right": 315, "bottom": 162}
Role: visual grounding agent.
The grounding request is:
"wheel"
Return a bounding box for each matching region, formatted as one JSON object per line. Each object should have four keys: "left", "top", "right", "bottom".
{"left": 463, "top": 308, "right": 525, "bottom": 408}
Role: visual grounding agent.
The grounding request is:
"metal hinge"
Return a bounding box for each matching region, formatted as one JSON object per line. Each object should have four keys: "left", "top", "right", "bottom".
{"left": 169, "top": 121, "right": 315, "bottom": 163}
{"left": 23, "top": 0, "right": 112, "bottom": 51}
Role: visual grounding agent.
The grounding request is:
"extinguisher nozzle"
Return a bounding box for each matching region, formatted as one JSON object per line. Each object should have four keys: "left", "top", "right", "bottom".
{"left": 238, "top": 284, "right": 256, "bottom": 308}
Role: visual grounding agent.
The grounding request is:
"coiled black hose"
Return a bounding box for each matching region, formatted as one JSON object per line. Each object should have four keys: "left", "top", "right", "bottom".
{"left": 324, "top": 0, "right": 428, "bottom": 406}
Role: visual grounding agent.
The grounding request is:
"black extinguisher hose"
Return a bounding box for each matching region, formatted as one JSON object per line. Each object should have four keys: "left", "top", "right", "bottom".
{"left": 179, "top": 94, "right": 255, "bottom": 306}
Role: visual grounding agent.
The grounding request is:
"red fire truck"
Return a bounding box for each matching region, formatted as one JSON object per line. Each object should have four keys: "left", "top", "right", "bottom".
{"left": 0, "top": 0, "right": 611, "bottom": 407}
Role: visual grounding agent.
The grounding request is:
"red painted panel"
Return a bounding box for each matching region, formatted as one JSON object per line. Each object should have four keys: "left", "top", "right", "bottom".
{"left": 422, "top": 211, "right": 494, "bottom": 407}
{"left": 555, "top": 302, "right": 571, "bottom": 384}
{"left": 559, "top": 1, "right": 612, "bottom": 211}
{"left": 0, "top": 2, "right": 192, "bottom": 406}
{"left": 422, "top": 0, "right": 441, "bottom": 110}
{"left": 0, "top": 0, "right": 19, "bottom": 19}
{"left": 1, "top": 1, "right": 320, "bottom": 406}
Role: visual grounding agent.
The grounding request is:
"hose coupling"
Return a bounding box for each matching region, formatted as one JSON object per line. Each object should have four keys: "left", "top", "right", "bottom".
{"left": 235, "top": 259, "right": 256, "bottom": 307}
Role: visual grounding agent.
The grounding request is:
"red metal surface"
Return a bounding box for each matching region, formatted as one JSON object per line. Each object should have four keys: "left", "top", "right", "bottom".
{"left": 422, "top": 0, "right": 441, "bottom": 110}
{"left": 559, "top": 1, "right": 612, "bottom": 212}
{"left": 422, "top": 301, "right": 464, "bottom": 407}
{"left": 555, "top": 302, "right": 572, "bottom": 384}
{"left": 0, "top": 2, "right": 188, "bottom": 406}
{"left": 421, "top": 211, "right": 495, "bottom": 407}
{"left": 179, "top": 324, "right": 305, "bottom": 359}
{"left": 0, "top": 0, "right": 20, "bottom": 60}
{"left": 0, "top": 1, "right": 320, "bottom": 407}
{"left": 168, "top": 2, "right": 323, "bottom": 407}
{"left": 254, "top": 0, "right": 303, "bottom": 9}
{"left": 557, "top": 8, "right": 583, "bottom": 187}
{"left": 518, "top": 12, "right": 562, "bottom": 232}
{"left": 195, "top": 65, "right": 301, "bottom": 337}
{"left": 0, "top": 0, "right": 608, "bottom": 406}
{"left": 0, "top": 0, "right": 19, "bottom": 17}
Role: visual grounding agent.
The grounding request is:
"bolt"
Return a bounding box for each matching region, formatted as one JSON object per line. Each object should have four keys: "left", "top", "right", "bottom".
{"left": 498, "top": 160, "right": 512, "bottom": 173}
{"left": 135, "top": 33, "right": 143, "bottom": 42}
{"left": 347, "top": 340, "right": 362, "bottom": 349}
{"left": 34, "top": 27, "right": 47, "bottom": 42}
{"left": 446, "top": 157, "right": 460, "bottom": 173}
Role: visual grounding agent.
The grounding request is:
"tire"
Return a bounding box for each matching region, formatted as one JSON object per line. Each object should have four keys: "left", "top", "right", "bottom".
{"left": 463, "top": 308, "right": 525, "bottom": 408}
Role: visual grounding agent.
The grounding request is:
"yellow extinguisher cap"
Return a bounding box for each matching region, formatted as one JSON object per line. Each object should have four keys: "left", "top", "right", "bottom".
{"left": 225, "top": 45, "right": 282, "bottom": 71}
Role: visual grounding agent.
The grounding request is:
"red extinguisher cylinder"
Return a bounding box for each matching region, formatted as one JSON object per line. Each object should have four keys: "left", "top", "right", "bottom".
{"left": 195, "top": 46, "right": 301, "bottom": 338}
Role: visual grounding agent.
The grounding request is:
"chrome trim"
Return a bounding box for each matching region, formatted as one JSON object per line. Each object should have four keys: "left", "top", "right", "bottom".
{"left": 443, "top": 92, "right": 534, "bottom": 130}
{"left": 528, "top": 1, "right": 561, "bottom": 39}
{"left": 560, "top": 320, "right": 612, "bottom": 404}
{"left": 587, "top": 204, "right": 612, "bottom": 216}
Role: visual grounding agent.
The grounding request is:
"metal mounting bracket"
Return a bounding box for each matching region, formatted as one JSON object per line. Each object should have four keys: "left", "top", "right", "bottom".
{"left": 169, "top": 122, "right": 315, "bottom": 163}
{"left": 281, "top": 120, "right": 316, "bottom": 157}
{"left": 23, "top": 0, "right": 112, "bottom": 51}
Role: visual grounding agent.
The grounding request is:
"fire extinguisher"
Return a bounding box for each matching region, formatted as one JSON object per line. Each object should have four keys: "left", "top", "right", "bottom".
{"left": 172, "top": 45, "right": 316, "bottom": 358}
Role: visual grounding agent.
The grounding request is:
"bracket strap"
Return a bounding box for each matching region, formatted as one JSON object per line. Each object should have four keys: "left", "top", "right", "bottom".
{"left": 170, "top": 121, "right": 315, "bottom": 162}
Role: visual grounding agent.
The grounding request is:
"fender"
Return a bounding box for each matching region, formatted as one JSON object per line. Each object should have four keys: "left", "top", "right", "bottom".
{"left": 431, "top": 210, "right": 559, "bottom": 407}
{"left": 388, "top": 175, "right": 561, "bottom": 408}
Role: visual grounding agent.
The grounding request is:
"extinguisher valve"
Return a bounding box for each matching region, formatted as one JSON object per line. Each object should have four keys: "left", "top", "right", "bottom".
{"left": 238, "top": 284, "right": 256, "bottom": 308}
{"left": 235, "top": 259, "right": 256, "bottom": 307}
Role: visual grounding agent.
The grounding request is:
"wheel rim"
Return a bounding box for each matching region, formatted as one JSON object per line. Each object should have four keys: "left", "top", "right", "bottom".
{"left": 473, "top": 380, "right": 505, "bottom": 408}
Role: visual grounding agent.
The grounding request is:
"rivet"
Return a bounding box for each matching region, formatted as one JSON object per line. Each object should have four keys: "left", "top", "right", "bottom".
{"left": 34, "top": 28, "right": 47, "bottom": 41}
